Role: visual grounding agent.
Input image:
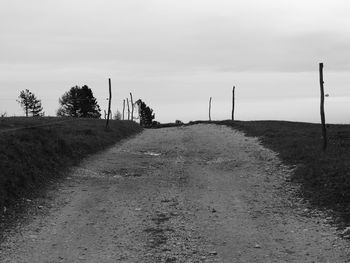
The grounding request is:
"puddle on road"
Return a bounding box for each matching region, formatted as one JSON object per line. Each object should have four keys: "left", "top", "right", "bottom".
{"left": 118, "top": 149, "right": 162, "bottom": 157}
{"left": 142, "top": 151, "right": 161, "bottom": 156}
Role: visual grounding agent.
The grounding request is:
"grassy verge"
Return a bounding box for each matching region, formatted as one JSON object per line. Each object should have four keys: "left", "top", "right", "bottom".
{"left": 210, "top": 120, "right": 350, "bottom": 227}
{"left": 0, "top": 117, "right": 142, "bottom": 209}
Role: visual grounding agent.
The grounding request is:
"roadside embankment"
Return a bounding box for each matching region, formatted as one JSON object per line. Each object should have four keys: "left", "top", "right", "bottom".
{"left": 0, "top": 117, "right": 142, "bottom": 209}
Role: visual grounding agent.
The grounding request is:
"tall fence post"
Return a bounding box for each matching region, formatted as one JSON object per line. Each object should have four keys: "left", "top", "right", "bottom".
{"left": 319, "top": 63, "right": 327, "bottom": 151}
{"left": 105, "top": 78, "right": 112, "bottom": 128}
{"left": 122, "top": 99, "right": 125, "bottom": 120}
{"left": 130, "top": 92, "right": 134, "bottom": 122}
{"left": 209, "top": 97, "right": 212, "bottom": 121}
{"left": 232, "top": 86, "right": 235, "bottom": 121}
{"left": 126, "top": 98, "right": 130, "bottom": 120}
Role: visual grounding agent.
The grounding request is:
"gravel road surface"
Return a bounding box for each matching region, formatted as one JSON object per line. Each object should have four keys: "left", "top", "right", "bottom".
{"left": 1, "top": 124, "right": 349, "bottom": 262}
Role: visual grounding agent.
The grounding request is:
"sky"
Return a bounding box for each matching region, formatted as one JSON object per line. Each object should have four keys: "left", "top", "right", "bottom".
{"left": 1, "top": 0, "right": 350, "bottom": 123}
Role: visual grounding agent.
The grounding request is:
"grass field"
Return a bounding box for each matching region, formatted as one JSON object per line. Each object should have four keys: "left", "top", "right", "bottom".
{"left": 0, "top": 117, "right": 142, "bottom": 210}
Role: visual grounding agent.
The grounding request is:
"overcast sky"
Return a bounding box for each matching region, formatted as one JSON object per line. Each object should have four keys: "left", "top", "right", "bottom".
{"left": 1, "top": 0, "right": 350, "bottom": 123}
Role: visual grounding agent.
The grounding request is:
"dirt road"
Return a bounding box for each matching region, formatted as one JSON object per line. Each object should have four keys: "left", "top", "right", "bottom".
{"left": 1, "top": 124, "right": 349, "bottom": 262}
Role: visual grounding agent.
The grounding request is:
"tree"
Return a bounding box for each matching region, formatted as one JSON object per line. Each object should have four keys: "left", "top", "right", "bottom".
{"left": 17, "top": 89, "right": 43, "bottom": 117}
{"left": 136, "top": 99, "right": 155, "bottom": 127}
{"left": 57, "top": 85, "right": 101, "bottom": 118}
{"left": 113, "top": 110, "right": 122, "bottom": 120}
{"left": 30, "top": 96, "right": 43, "bottom": 117}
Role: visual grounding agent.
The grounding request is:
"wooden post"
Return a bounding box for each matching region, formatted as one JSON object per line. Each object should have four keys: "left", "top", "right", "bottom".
{"left": 232, "top": 86, "right": 235, "bottom": 121}
{"left": 122, "top": 99, "right": 125, "bottom": 120}
{"left": 209, "top": 97, "right": 212, "bottom": 121}
{"left": 319, "top": 63, "right": 327, "bottom": 151}
{"left": 126, "top": 98, "right": 130, "bottom": 120}
{"left": 130, "top": 92, "right": 134, "bottom": 122}
{"left": 105, "top": 78, "right": 112, "bottom": 128}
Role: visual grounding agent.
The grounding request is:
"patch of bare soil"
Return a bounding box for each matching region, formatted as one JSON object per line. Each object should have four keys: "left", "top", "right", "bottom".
{"left": 0, "top": 124, "right": 349, "bottom": 262}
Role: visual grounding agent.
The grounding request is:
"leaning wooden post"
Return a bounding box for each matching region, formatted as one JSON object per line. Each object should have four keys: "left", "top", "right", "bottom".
{"left": 209, "top": 97, "right": 212, "bottom": 121}
{"left": 319, "top": 63, "right": 327, "bottom": 151}
{"left": 130, "top": 92, "right": 134, "bottom": 122}
{"left": 122, "top": 99, "right": 125, "bottom": 120}
{"left": 232, "top": 86, "right": 235, "bottom": 121}
{"left": 126, "top": 98, "right": 130, "bottom": 120}
{"left": 105, "top": 78, "right": 112, "bottom": 128}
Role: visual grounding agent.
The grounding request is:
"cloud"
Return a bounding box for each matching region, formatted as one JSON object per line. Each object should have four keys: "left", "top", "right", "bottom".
{"left": 2, "top": 0, "right": 350, "bottom": 74}
{"left": 1, "top": 0, "right": 350, "bottom": 120}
